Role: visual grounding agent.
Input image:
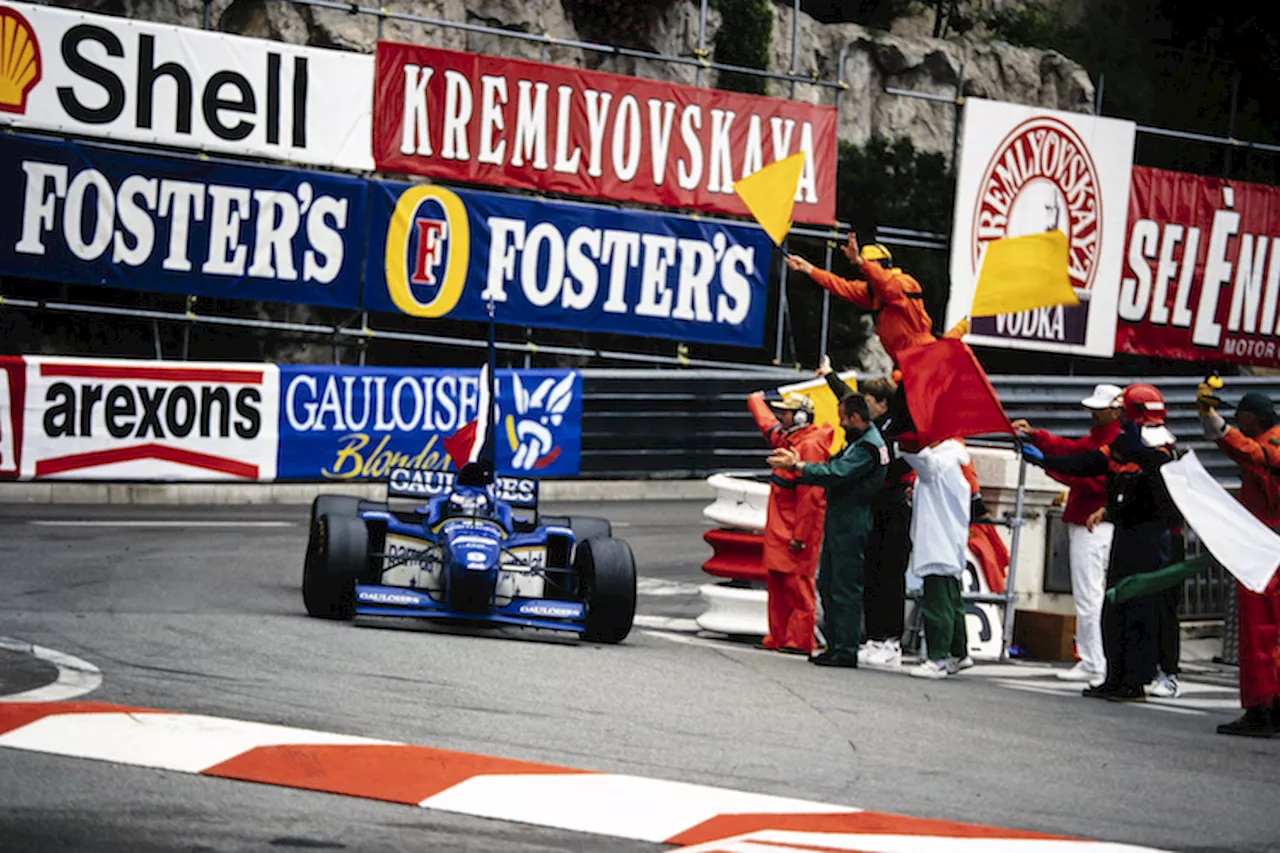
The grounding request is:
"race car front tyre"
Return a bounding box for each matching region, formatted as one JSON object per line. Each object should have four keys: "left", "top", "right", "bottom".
{"left": 309, "top": 495, "right": 386, "bottom": 525}
{"left": 576, "top": 536, "right": 636, "bottom": 644}
{"left": 302, "top": 512, "right": 369, "bottom": 620}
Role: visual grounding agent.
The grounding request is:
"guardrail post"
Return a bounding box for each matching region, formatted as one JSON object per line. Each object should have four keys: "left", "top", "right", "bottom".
{"left": 1001, "top": 445, "right": 1029, "bottom": 660}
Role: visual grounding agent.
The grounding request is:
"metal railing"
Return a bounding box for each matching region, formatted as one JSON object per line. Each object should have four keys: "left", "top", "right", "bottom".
{"left": 2, "top": 0, "right": 860, "bottom": 373}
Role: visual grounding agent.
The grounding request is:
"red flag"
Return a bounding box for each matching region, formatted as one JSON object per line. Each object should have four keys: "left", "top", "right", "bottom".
{"left": 897, "top": 338, "right": 1012, "bottom": 447}
{"left": 969, "top": 524, "right": 1011, "bottom": 594}
{"left": 443, "top": 420, "right": 478, "bottom": 471}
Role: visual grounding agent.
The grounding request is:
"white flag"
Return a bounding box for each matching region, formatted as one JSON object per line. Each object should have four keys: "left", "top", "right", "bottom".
{"left": 1160, "top": 449, "right": 1280, "bottom": 593}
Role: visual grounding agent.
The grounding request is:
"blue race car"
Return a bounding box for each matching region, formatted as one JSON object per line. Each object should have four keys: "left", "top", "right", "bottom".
{"left": 300, "top": 463, "right": 636, "bottom": 643}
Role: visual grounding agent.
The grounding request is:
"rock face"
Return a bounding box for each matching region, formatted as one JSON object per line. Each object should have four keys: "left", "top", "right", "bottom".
{"left": 52, "top": 0, "right": 1094, "bottom": 162}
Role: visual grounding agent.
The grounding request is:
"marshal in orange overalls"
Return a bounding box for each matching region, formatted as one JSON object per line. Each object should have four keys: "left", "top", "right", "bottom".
{"left": 748, "top": 394, "right": 833, "bottom": 652}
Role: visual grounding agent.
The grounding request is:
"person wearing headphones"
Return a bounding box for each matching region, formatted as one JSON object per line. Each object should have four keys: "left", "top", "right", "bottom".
{"left": 748, "top": 390, "right": 834, "bottom": 655}
{"left": 1198, "top": 382, "right": 1280, "bottom": 737}
{"left": 767, "top": 394, "right": 888, "bottom": 667}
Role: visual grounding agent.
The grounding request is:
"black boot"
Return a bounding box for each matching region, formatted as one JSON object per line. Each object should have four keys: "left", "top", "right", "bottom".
{"left": 1106, "top": 683, "right": 1147, "bottom": 703}
{"left": 810, "top": 649, "right": 858, "bottom": 668}
{"left": 1217, "top": 707, "right": 1275, "bottom": 738}
{"left": 1082, "top": 682, "right": 1120, "bottom": 699}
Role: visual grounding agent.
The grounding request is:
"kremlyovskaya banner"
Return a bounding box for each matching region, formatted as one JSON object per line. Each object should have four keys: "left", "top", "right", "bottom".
{"left": 946, "top": 98, "right": 1136, "bottom": 358}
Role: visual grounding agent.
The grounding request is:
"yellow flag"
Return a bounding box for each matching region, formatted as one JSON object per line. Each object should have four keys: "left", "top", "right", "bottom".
{"left": 733, "top": 152, "right": 805, "bottom": 245}
{"left": 970, "top": 230, "right": 1080, "bottom": 318}
{"left": 776, "top": 370, "right": 858, "bottom": 455}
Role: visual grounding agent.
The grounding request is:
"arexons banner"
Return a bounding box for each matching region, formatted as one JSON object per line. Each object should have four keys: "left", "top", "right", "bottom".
{"left": 0, "top": 357, "right": 583, "bottom": 481}
{"left": 946, "top": 98, "right": 1137, "bottom": 357}
{"left": 0, "top": 134, "right": 366, "bottom": 308}
{"left": 277, "top": 366, "right": 582, "bottom": 480}
{"left": 372, "top": 41, "right": 838, "bottom": 223}
{"left": 364, "top": 181, "right": 771, "bottom": 347}
{"left": 0, "top": 2, "right": 374, "bottom": 170}
{"left": 8, "top": 356, "right": 280, "bottom": 481}
{"left": 1116, "top": 166, "right": 1280, "bottom": 368}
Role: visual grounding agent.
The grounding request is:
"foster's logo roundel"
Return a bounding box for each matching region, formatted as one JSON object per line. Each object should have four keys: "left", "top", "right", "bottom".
{"left": 972, "top": 116, "right": 1101, "bottom": 292}
{"left": 384, "top": 186, "right": 470, "bottom": 318}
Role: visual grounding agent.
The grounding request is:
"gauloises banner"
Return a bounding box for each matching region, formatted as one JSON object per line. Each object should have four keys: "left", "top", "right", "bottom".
{"left": 1116, "top": 166, "right": 1280, "bottom": 368}
{"left": 372, "top": 41, "right": 838, "bottom": 224}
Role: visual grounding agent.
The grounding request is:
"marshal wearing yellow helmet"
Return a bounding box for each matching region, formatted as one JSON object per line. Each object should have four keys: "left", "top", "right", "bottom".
{"left": 785, "top": 233, "right": 967, "bottom": 367}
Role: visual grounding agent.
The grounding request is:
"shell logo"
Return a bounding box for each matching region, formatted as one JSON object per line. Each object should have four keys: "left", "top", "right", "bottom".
{"left": 0, "top": 6, "right": 41, "bottom": 115}
{"left": 384, "top": 185, "right": 470, "bottom": 318}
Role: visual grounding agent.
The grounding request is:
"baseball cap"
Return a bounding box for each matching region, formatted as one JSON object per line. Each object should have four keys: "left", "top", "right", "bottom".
{"left": 1080, "top": 383, "right": 1123, "bottom": 410}
{"left": 1236, "top": 392, "right": 1276, "bottom": 418}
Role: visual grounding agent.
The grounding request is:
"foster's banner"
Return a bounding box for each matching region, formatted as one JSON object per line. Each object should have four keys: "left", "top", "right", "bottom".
{"left": 0, "top": 2, "right": 374, "bottom": 170}
{"left": 277, "top": 366, "right": 582, "bottom": 480}
{"left": 373, "top": 41, "right": 837, "bottom": 223}
{"left": 0, "top": 133, "right": 365, "bottom": 308}
{"left": 8, "top": 356, "right": 279, "bottom": 481}
{"left": 946, "top": 98, "right": 1136, "bottom": 357}
{"left": 364, "top": 181, "right": 770, "bottom": 347}
{"left": 1116, "top": 166, "right": 1280, "bottom": 368}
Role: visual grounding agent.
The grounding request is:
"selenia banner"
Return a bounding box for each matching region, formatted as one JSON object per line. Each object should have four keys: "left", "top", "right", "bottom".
{"left": 277, "top": 366, "right": 582, "bottom": 480}
{"left": 946, "top": 98, "right": 1136, "bottom": 357}
{"left": 1116, "top": 166, "right": 1280, "bottom": 368}
{"left": 9, "top": 357, "right": 280, "bottom": 481}
{"left": 372, "top": 41, "right": 838, "bottom": 224}
{"left": 0, "top": 133, "right": 366, "bottom": 308}
{"left": 364, "top": 181, "right": 770, "bottom": 347}
{"left": 0, "top": 2, "right": 374, "bottom": 170}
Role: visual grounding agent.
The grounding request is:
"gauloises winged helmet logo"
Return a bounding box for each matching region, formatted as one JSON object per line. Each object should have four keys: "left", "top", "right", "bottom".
{"left": 0, "top": 6, "right": 42, "bottom": 115}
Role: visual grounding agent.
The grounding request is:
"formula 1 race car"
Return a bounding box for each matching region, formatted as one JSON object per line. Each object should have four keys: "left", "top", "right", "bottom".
{"left": 300, "top": 464, "right": 637, "bottom": 643}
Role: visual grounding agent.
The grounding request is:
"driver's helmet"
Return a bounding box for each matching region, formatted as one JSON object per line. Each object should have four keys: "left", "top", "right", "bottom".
{"left": 448, "top": 487, "right": 492, "bottom": 516}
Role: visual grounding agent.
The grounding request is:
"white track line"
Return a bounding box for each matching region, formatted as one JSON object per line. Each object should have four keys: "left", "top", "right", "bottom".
{"left": 0, "top": 638, "right": 103, "bottom": 703}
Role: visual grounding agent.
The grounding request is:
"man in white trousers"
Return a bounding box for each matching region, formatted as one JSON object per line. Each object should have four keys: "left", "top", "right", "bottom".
{"left": 1013, "top": 384, "right": 1123, "bottom": 684}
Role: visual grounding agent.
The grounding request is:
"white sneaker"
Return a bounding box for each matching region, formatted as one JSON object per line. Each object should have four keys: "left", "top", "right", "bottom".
{"left": 909, "top": 659, "right": 950, "bottom": 680}
{"left": 947, "top": 655, "right": 974, "bottom": 674}
{"left": 1149, "top": 672, "right": 1180, "bottom": 698}
{"left": 865, "top": 640, "right": 903, "bottom": 669}
{"left": 1056, "top": 662, "right": 1104, "bottom": 683}
{"left": 857, "top": 640, "right": 881, "bottom": 664}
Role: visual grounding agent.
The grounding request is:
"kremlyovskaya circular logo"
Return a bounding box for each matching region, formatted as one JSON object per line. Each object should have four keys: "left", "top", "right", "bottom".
{"left": 971, "top": 116, "right": 1102, "bottom": 292}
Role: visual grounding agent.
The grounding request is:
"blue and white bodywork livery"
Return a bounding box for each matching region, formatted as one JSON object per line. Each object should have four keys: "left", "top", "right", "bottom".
{"left": 301, "top": 465, "right": 636, "bottom": 644}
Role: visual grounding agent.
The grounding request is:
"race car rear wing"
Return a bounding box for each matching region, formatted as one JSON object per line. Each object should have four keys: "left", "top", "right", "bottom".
{"left": 387, "top": 467, "right": 539, "bottom": 510}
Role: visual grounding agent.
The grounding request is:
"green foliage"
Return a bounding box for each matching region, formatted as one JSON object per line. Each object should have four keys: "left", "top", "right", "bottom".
{"left": 561, "top": 0, "right": 675, "bottom": 51}
{"left": 710, "top": 0, "right": 772, "bottom": 95}
{"left": 799, "top": 0, "right": 915, "bottom": 29}
{"left": 983, "top": 2, "right": 1072, "bottom": 50}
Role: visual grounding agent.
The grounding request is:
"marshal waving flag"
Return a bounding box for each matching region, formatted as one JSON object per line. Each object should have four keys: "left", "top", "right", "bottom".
{"left": 970, "top": 230, "right": 1080, "bottom": 318}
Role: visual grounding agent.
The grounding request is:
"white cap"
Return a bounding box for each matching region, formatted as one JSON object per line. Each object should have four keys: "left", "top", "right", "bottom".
{"left": 1081, "top": 383, "right": 1123, "bottom": 410}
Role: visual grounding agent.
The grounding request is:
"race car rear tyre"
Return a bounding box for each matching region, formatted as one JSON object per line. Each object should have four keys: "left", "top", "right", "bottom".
{"left": 302, "top": 512, "right": 369, "bottom": 620}
{"left": 541, "top": 515, "right": 612, "bottom": 543}
{"left": 576, "top": 536, "right": 636, "bottom": 644}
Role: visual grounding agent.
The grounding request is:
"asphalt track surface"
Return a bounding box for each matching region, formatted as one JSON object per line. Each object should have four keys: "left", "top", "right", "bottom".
{"left": 1, "top": 501, "right": 1278, "bottom": 853}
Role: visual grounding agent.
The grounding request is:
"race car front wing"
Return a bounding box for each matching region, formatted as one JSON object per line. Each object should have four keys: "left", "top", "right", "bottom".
{"left": 353, "top": 584, "right": 588, "bottom": 633}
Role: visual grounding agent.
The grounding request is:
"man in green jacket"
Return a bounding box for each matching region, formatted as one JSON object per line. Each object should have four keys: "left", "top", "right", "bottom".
{"left": 768, "top": 394, "right": 889, "bottom": 667}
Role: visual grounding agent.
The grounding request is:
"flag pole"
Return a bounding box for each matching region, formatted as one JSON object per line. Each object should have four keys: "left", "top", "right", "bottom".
{"left": 482, "top": 298, "right": 498, "bottom": 481}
